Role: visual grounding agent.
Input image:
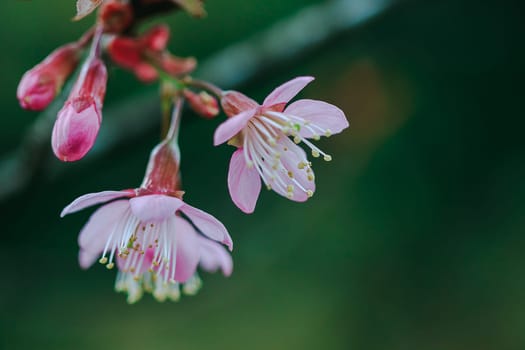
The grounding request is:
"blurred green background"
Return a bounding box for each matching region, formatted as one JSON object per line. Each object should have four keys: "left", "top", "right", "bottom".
{"left": 1, "top": 0, "right": 524, "bottom": 349}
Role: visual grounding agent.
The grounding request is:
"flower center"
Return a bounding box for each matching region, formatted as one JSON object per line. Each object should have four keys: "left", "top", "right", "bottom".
{"left": 98, "top": 211, "right": 179, "bottom": 285}
{"left": 241, "top": 109, "right": 334, "bottom": 199}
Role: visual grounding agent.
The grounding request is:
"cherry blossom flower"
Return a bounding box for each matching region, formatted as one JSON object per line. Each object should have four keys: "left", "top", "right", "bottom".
{"left": 61, "top": 137, "right": 232, "bottom": 303}
{"left": 214, "top": 76, "right": 349, "bottom": 213}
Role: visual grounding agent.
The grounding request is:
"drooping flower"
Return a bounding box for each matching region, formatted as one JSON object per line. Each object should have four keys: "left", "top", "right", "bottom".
{"left": 52, "top": 55, "right": 107, "bottom": 162}
{"left": 214, "top": 76, "right": 349, "bottom": 213}
{"left": 17, "top": 43, "right": 81, "bottom": 111}
{"left": 61, "top": 140, "right": 233, "bottom": 303}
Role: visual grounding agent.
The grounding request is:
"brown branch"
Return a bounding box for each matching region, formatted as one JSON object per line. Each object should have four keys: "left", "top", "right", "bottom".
{"left": 0, "top": 0, "right": 396, "bottom": 202}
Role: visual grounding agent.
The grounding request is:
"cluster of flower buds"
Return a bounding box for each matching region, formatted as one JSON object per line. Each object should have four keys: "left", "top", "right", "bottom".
{"left": 17, "top": 0, "right": 348, "bottom": 303}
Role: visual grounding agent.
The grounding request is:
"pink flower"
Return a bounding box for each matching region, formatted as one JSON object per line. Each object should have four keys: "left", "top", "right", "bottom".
{"left": 61, "top": 141, "right": 232, "bottom": 303}
{"left": 17, "top": 43, "right": 80, "bottom": 111}
{"left": 52, "top": 56, "right": 107, "bottom": 162}
{"left": 214, "top": 76, "right": 349, "bottom": 213}
{"left": 61, "top": 191, "right": 233, "bottom": 303}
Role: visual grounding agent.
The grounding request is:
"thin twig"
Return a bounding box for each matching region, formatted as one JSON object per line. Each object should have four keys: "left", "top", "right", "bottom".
{"left": 0, "top": 0, "right": 396, "bottom": 202}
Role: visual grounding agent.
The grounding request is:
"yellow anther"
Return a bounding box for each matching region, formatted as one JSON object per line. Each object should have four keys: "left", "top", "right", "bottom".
{"left": 268, "top": 138, "right": 277, "bottom": 146}
{"left": 313, "top": 134, "right": 320, "bottom": 141}
{"left": 106, "top": 262, "right": 115, "bottom": 270}
{"left": 288, "top": 171, "right": 294, "bottom": 178}
{"left": 266, "top": 184, "right": 272, "bottom": 190}
{"left": 286, "top": 192, "right": 293, "bottom": 199}
{"left": 99, "top": 257, "right": 108, "bottom": 264}
{"left": 325, "top": 129, "right": 332, "bottom": 137}
{"left": 133, "top": 276, "right": 140, "bottom": 281}
{"left": 298, "top": 162, "right": 306, "bottom": 169}
{"left": 324, "top": 155, "right": 332, "bottom": 162}
{"left": 312, "top": 150, "right": 320, "bottom": 158}
{"left": 306, "top": 190, "right": 314, "bottom": 197}
{"left": 287, "top": 185, "right": 294, "bottom": 192}
{"left": 293, "top": 136, "right": 301, "bottom": 144}
{"left": 308, "top": 174, "right": 314, "bottom": 181}
{"left": 274, "top": 152, "right": 281, "bottom": 159}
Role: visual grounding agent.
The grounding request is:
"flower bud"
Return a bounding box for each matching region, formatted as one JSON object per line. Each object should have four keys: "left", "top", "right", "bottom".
{"left": 17, "top": 43, "right": 80, "bottom": 111}
{"left": 52, "top": 57, "right": 107, "bottom": 162}
{"left": 184, "top": 90, "right": 219, "bottom": 119}
{"left": 52, "top": 99, "right": 101, "bottom": 162}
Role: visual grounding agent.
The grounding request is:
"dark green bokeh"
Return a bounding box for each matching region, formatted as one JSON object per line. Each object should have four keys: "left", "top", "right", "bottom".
{"left": 1, "top": 0, "right": 524, "bottom": 349}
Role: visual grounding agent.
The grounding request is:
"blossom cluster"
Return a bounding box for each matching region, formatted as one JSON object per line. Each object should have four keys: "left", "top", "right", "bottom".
{"left": 17, "top": 0, "right": 349, "bottom": 303}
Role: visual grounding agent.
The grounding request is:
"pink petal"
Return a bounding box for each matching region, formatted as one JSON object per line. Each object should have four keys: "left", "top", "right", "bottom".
{"left": 213, "top": 108, "right": 256, "bottom": 146}
{"left": 263, "top": 76, "right": 314, "bottom": 107}
{"left": 180, "top": 204, "right": 233, "bottom": 251}
{"left": 274, "top": 137, "right": 315, "bottom": 202}
{"left": 228, "top": 149, "right": 261, "bottom": 213}
{"left": 197, "top": 236, "right": 233, "bottom": 276}
{"left": 79, "top": 249, "right": 99, "bottom": 269}
{"left": 129, "top": 195, "right": 184, "bottom": 222}
{"left": 172, "top": 217, "right": 201, "bottom": 282}
{"left": 284, "top": 99, "right": 349, "bottom": 138}
{"left": 77, "top": 200, "right": 130, "bottom": 268}
{"left": 61, "top": 190, "right": 134, "bottom": 217}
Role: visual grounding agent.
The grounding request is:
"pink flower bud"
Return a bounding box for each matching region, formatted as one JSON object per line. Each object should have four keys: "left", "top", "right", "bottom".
{"left": 184, "top": 90, "right": 219, "bottom": 119}
{"left": 17, "top": 43, "right": 80, "bottom": 111}
{"left": 52, "top": 99, "right": 101, "bottom": 162}
{"left": 52, "top": 57, "right": 107, "bottom": 162}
